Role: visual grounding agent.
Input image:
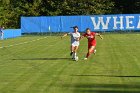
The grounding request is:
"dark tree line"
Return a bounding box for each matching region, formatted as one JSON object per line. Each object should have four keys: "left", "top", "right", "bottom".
{"left": 0, "top": 0, "right": 140, "bottom": 28}
{"left": 113, "top": 0, "right": 140, "bottom": 14}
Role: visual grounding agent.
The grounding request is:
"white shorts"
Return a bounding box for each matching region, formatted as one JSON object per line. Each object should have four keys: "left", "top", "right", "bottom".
{"left": 71, "top": 41, "right": 79, "bottom": 47}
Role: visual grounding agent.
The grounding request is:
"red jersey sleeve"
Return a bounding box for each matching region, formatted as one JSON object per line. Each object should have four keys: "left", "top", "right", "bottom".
{"left": 83, "top": 33, "right": 87, "bottom": 37}
{"left": 91, "top": 32, "right": 96, "bottom": 36}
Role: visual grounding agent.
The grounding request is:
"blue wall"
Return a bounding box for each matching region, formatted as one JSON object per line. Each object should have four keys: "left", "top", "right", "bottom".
{"left": 21, "top": 14, "right": 140, "bottom": 33}
{"left": 3, "top": 29, "right": 21, "bottom": 39}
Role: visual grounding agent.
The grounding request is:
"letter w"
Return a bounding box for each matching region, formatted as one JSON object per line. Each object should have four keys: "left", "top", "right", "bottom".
{"left": 91, "top": 17, "right": 111, "bottom": 29}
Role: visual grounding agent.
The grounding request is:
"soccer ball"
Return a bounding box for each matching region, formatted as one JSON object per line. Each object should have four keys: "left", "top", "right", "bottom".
{"left": 75, "top": 56, "right": 79, "bottom": 61}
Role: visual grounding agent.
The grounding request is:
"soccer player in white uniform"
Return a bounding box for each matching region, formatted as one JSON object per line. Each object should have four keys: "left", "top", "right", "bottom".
{"left": 0, "top": 26, "right": 4, "bottom": 40}
{"left": 61, "top": 26, "right": 80, "bottom": 61}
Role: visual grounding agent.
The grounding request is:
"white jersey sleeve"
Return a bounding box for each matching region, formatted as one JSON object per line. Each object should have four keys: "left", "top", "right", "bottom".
{"left": 68, "top": 32, "right": 72, "bottom": 35}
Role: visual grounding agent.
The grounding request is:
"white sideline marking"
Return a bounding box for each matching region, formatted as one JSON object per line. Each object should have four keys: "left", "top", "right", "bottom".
{"left": 0, "top": 37, "right": 51, "bottom": 49}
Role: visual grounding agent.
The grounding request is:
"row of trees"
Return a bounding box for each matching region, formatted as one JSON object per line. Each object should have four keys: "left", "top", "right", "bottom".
{"left": 0, "top": 0, "right": 140, "bottom": 28}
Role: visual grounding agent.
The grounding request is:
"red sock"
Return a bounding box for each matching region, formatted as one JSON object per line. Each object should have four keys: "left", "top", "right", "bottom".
{"left": 86, "top": 50, "right": 95, "bottom": 58}
{"left": 86, "top": 52, "right": 90, "bottom": 58}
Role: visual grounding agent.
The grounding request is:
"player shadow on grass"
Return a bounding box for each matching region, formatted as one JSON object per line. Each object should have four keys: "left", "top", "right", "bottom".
{"left": 63, "top": 83, "right": 140, "bottom": 93}
{"left": 64, "top": 75, "right": 140, "bottom": 93}
{"left": 12, "top": 58, "right": 72, "bottom": 61}
{"left": 71, "top": 74, "right": 140, "bottom": 78}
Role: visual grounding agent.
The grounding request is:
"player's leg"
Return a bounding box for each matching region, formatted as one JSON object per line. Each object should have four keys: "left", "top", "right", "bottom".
{"left": 71, "top": 45, "right": 76, "bottom": 59}
{"left": 86, "top": 46, "right": 96, "bottom": 58}
{"left": 70, "top": 45, "right": 74, "bottom": 56}
{"left": 90, "top": 46, "right": 96, "bottom": 54}
{"left": 88, "top": 42, "right": 96, "bottom": 56}
{"left": 0, "top": 34, "right": 2, "bottom": 40}
{"left": 85, "top": 45, "right": 96, "bottom": 60}
{"left": 73, "top": 46, "right": 79, "bottom": 59}
{"left": 1, "top": 34, "right": 3, "bottom": 40}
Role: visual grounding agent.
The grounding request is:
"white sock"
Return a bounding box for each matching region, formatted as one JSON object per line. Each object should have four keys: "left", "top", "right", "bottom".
{"left": 74, "top": 53, "right": 77, "bottom": 58}
{"left": 72, "top": 52, "right": 74, "bottom": 59}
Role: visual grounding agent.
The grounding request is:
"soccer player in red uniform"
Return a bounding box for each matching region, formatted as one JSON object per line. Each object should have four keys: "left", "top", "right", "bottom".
{"left": 80, "top": 28, "right": 103, "bottom": 60}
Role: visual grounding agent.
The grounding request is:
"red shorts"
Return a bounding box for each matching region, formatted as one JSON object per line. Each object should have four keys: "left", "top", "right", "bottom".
{"left": 88, "top": 41, "right": 96, "bottom": 49}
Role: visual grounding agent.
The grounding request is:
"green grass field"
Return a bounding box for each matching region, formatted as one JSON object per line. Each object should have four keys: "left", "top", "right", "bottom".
{"left": 0, "top": 33, "right": 140, "bottom": 93}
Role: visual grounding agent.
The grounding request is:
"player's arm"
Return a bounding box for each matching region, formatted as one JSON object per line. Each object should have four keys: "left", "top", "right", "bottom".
{"left": 79, "top": 33, "right": 86, "bottom": 40}
{"left": 61, "top": 33, "right": 68, "bottom": 39}
{"left": 95, "top": 33, "right": 103, "bottom": 39}
{"left": 2, "top": 27, "right": 4, "bottom": 29}
{"left": 79, "top": 36, "right": 84, "bottom": 40}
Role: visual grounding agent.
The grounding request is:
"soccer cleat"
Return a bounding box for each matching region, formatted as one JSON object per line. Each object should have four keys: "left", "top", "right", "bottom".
{"left": 72, "top": 56, "right": 75, "bottom": 60}
{"left": 74, "top": 56, "right": 79, "bottom": 61}
{"left": 84, "top": 58, "right": 88, "bottom": 60}
{"left": 72, "top": 57, "right": 75, "bottom": 60}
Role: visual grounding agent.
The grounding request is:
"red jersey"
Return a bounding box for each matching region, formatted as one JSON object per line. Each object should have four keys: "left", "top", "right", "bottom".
{"left": 83, "top": 32, "right": 96, "bottom": 44}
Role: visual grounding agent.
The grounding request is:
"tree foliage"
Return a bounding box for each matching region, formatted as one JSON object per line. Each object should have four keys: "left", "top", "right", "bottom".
{"left": 0, "top": 0, "right": 139, "bottom": 28}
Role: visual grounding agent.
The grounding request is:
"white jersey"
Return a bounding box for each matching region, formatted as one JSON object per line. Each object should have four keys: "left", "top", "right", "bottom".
{"left": 68, "top": 32, "right": 80, "bottom": 46}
